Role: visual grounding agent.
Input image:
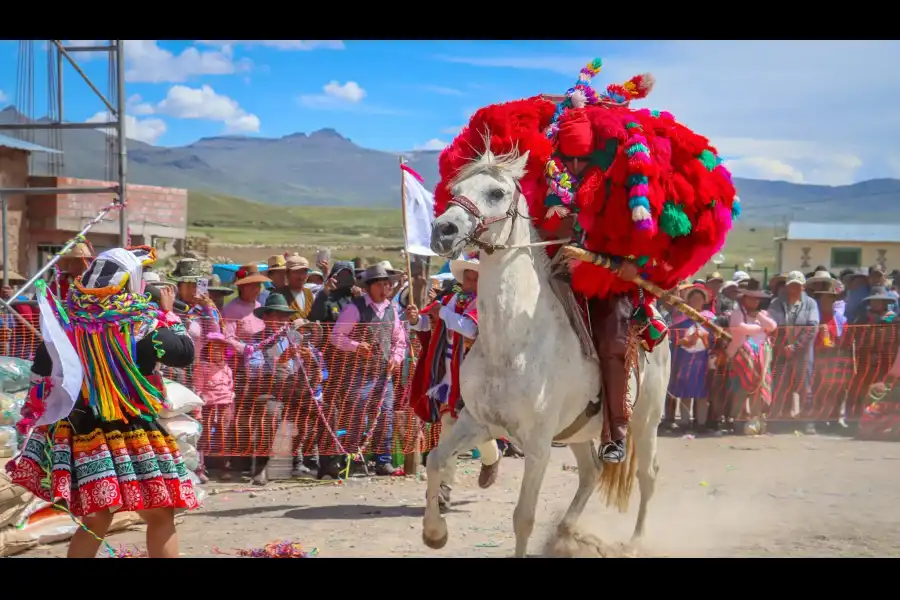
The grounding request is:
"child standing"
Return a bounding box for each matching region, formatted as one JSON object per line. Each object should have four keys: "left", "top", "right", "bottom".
{"left": 195, "top": 332, "right": 236, "bottom": 482}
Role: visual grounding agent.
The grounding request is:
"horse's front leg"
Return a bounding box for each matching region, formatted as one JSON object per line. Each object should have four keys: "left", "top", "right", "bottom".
{"left": 512, "top": 433, "right": 553, "bottom": 557}
{"left": 422, "top": 409, "right": 492, "bottom": 550}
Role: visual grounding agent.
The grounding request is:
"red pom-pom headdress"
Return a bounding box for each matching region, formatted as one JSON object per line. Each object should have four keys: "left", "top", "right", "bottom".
{"left": 436, "top": 57, "right": 739, "bottom": 301}
{"left": 434, "top": 97, "right": 556, "bottom": 225}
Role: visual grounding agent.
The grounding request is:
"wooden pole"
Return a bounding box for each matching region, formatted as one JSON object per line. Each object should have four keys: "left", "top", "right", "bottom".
{"left": 399, "top": 155, "right": 421, "bottom": 476}
{"left": 560, "top": 245, "right": 732, "bottom": 342}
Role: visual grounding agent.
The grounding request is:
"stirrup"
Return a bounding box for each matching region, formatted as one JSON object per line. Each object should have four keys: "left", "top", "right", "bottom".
{"left": 600, "top": 441, "right": 626, "bottom": 464}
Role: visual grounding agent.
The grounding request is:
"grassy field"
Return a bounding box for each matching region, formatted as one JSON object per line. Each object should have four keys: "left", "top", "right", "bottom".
{"left": 187, "top": 190, "right": 784, "bottom": 278}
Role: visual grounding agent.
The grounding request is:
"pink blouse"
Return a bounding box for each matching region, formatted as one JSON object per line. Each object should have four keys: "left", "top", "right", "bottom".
{"left": 196, "top": 362, "right": 235, "bottom": 406}
{"left": 221, "top": 298, "right": 265, "bottom": 354}
{"left": 726, "top": 307, "right": 777, "bottom": 359}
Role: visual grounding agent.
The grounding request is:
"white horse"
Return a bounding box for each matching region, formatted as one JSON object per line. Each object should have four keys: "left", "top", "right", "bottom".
{"left": 421, "top": 147, "right": 671, "bottom": 557}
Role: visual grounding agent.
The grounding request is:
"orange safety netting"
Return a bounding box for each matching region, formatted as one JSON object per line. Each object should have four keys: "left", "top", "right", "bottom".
{"left": 2, "top": 317, "right": 899, "bottom": 457}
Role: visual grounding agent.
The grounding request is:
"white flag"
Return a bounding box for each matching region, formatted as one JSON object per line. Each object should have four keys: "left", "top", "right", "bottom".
{"left": 401, "top": 165, "right": 437, "bottom": 257}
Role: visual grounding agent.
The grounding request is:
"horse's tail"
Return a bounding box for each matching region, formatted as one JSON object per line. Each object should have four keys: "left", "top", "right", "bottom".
{"left": 596, "top": 423, "right": 637, "bottom": 513}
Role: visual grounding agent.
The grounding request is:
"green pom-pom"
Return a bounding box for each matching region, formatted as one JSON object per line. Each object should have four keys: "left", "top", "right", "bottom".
{"left": 651, "top": 110, "right": 661, "bottom": 118}
{"left": 697, "top": 149, "right": 717, "bottom": 172}
{"left": 545, "top": 194, "right": 563, "bottom": 207}
{"left": 590, "top": 58, "right": 603, "bottom": 70}
{"left": 635, "top": 255, "right": 650, "bottom": 267}
{"left": 660, "top": 201, "right": 692, "bottom": 238}
{"left": 590, "top": 139, "right": 619, "bottom": 171}
{"left": 625, "top": 121, "right": 642, "bottom": 129}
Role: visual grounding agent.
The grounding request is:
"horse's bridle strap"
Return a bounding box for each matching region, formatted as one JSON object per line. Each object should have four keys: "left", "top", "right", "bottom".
{"left": 448, "top": 185, "right": 523, "bottom": 251}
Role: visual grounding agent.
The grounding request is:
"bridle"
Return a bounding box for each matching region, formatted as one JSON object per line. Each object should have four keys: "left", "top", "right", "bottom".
{"left": 447, "top": 182, "right": 568, "bottom": 255}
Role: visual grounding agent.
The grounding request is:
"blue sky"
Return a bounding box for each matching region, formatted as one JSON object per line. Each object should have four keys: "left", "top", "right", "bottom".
{"left": 0, "top": 40, "right": 898, "bottom": 186}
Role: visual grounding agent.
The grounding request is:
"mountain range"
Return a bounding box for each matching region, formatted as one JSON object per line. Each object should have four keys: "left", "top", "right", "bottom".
{"left": 2, "top": 106, "right": 899, "bottom": 225}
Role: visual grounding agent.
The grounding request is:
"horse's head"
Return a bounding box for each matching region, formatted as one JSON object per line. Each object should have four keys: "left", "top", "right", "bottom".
{"left": 430, "top": 146, "right": 530, "bottom": 257}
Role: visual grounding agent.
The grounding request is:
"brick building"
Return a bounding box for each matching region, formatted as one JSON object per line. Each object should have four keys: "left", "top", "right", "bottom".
{"left": 0, "top": 134, "right": 187, "bottom": 278}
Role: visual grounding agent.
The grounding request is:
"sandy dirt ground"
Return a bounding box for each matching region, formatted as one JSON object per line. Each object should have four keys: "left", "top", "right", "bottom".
{"left": 17, "top": 433, "right": 900, "bottom": 558}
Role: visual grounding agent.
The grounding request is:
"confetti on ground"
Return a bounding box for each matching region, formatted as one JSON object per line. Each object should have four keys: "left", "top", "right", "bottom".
{"left": 699, "top": 481, "right": 709, "bottom": 487}
{"left": 562, "top": 464, "right": 578, "bottom": 472}
{"left": 475, "top": 542, "right": 501, "bottom": 548}
{"left": 214, "top": 540, "right": 319, "bottom": 558}
{"left": 112, "top": 545, "right": 148, "bottom": 558}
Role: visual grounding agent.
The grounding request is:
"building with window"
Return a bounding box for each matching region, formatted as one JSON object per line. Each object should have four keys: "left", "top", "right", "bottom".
{"left": 776, "top": 222, "right": 900, "bottom": 274}
{"left": 0, "top": 134, "right": 187, "bottom": 278}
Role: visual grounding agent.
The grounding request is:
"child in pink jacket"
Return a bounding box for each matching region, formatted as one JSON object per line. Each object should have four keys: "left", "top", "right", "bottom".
{"left": 196, "top": 333, "right": 236, "bottom": 481}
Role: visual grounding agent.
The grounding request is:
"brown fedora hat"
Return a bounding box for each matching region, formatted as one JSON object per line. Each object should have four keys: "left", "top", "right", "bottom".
{"left": 234, "top": 263, "right": 271, "bottom": 286}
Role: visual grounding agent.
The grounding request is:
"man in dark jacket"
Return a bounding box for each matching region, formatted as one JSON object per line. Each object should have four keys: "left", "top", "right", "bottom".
{"left": 308, "top": 261, "right": 357, "bottom": 479}
{"left": 309, "top": 261, "right": 357, "bottom": 323}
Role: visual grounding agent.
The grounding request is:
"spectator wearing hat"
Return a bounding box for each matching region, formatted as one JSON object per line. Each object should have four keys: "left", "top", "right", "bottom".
{"left": 259, "top": 255, "right": 288, "bottom": 306}
{"left": 47, "top": 242, "right": 93, "bottom": 301}
{"left": 169, "top": 258, "right": 224, "bottom": 393}
{"left": 725, "top": 279, "right": 777, "bottom": 433}
{"left": 330, "top": 264, "right": 408, "bottom": 476}
{"left": 716, "top": 280, "right": 740, "bottom": 316}
{"left": 171, "top": 258, "right": 201, "bottom": 304}
{"left": 222, "top": 263, "right": 270, "bottom": 364}
{"left": 306, "top": 269, "right": 325, "bottom": 293}
{"left": 768, "top": 271, "right": 820, "bottom": 433}
{"left": 194, "top": 332, "right": 236, "bottom": 483}
{"left": 811, "top": 278, "right": 853, "bottom": 425}
{"left": 307, "top": 260, "right": 360, "bottom": 479}
{"left": 843, "top": 267, "right": 872, "bottom": 322}
{"left": 309, "top": 261, "right": 358, "bottom": 324}
{"left": 668, "top": 284, "right": 717, "bottom": 432}
{"left": 852, "top": 286, "right": 897, "bottom": 325}
{"left": 704, "top": 272, "right": 724, "bottom": 312}
{"left": 272, "top": 256, "right": 315, "bottom": 320}
{"left": 768, "top": 273, "right": 788, "bottom": 300}
{"left": 206, "top": 274, "right": 233, "bottom": 311}
{"left": 868, "top": 264, "right": 898, "bottom": 312}
{"left": 242, "top": 293, "right": 321, "bottom": 485}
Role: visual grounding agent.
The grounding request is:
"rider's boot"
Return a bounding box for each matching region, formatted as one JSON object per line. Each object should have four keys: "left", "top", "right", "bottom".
{"left": 591, "top": 295, "right": 632, "bottom": 464}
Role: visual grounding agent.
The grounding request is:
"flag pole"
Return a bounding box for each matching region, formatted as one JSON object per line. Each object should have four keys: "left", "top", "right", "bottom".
{"left": 399, "top": 155, "right": 423, "bottom": 476}
{"left": 399, "top": 156, "right": 414, "bottom": 282}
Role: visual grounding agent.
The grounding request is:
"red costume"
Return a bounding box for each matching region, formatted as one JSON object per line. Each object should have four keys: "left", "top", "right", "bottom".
{"left": 409, "top": 292, "right": 478, "bottom": 423}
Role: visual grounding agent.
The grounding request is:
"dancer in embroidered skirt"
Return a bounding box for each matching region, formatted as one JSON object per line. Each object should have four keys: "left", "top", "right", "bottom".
{"left": 5, "top": 246, "right": 198, "bottom": 558}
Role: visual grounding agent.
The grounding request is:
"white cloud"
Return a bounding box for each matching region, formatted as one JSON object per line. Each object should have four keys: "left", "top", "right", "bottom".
{"left": 155, "top": 85, "right": 260, "bottom": 133}
{"left": 415, "top": 139, "right": 449, "bottom": 151}
{"left": 435, "top": 41, "right": 900, "bottom": 185}
{"left": 0, "top": 89, "right": 6, "bottom": 103}
{"left": 126, "top": 94, "right": 155, "bottom": 116}
{"left": 196, "top": 40, "right": 344, "bottom": 51}
{"left": 85, "top": 111, "right": 167, "bottom": 145}
{"left": 324, "top": 81, "right": 366, "bottom": 103}
{"left": 125, "top": 40, "right": 251, "bottom": 83}
{"left": 441, "top": 125, "right": 464, "bottom": 135}
{"left": 298, "top": 80, "right": 404, "bottom": 115}
{"left": 65, "top": 40, "right": 252, "bottom": 83}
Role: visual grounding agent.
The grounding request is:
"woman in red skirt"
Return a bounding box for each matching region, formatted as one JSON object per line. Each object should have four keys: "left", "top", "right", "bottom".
{"left": 6, "top": 246, "right": 198, "bottom": 558}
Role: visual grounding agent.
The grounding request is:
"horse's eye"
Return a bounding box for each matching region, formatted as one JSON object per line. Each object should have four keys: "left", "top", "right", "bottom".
{"left": 489, "top": 188, "right": 505, "bottom": 201}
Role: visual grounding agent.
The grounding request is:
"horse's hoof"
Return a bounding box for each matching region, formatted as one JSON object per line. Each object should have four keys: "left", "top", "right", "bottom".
{"left": 422, "top": 529, "right": 449, "bottom": 550}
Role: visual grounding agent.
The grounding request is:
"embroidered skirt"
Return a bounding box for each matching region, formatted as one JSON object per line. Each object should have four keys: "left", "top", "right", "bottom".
{"left": 5, "top": 404, "right": 200, "bottom": 517}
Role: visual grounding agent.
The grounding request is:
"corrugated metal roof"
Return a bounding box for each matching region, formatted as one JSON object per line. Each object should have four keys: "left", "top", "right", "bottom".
{"left": 786, "top": 222, "right": 900, "bottom": 243}
{"left": 0, "top": 133, "right": 62, "bottom": 154}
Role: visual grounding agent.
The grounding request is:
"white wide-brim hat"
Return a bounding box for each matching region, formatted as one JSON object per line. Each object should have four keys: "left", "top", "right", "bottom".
{"left": 449, "top": 252, "right": 480, "bottom": 282}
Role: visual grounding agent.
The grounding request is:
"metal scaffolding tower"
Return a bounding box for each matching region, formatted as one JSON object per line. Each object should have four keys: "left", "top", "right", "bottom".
{"left": 0, "top": 40, "right": 128, "bottom": 299}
